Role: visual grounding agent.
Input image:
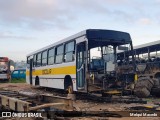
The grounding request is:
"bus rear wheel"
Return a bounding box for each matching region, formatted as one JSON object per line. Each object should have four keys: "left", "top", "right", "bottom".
{"left": 35, "top": 76, "right": 39, "bottom": 86}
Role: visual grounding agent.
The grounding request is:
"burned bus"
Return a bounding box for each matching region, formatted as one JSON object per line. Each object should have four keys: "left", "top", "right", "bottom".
{"left": 26, "top": 29, "right": 135, "bottom": 95}
{"left": 117, "top": 40, "right": 160, "bottom": 97}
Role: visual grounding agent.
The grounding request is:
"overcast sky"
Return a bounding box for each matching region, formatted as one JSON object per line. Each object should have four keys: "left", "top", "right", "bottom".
{"left": 0, "top": 0, "right": 160, "bottom": 61}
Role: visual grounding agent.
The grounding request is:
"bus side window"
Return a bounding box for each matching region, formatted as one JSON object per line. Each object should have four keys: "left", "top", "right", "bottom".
{"left": 27, "top": 56, "right": 30, "bottom": 64}
{"left": 36, "top": 53, "right": 42, "bottom": 67}
{"left": 33, "top": 55, "right": 36, "bottom": 67}
{"left": 42, "top": 50, "right": 47, "bottom": 66}
{"left": 27, "top": 56, "right": 30, "bottom": 68}
{"left": 48, "top": 48, "right": 55, "bottom": 65}
{"left": 64, "top": 41, "right": 75, "bottom": 62}
{"left": 55, "top": 45, "right": 64, "bottom": 64}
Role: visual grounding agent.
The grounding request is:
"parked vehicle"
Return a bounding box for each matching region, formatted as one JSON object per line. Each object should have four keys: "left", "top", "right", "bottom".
{"left": 0, "top": 57, "right": 11, "bottom": 81}
{"left": 11, "top": 69, "right": 26, "bottom": 79}
{"left": 117, "top": 40, "right": 160, "bottom": 97}
{"left": 26, "top": 29, "right": 135, "bottom": 95}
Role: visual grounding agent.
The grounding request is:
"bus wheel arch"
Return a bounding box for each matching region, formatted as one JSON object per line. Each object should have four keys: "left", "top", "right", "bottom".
{"left": 64, "top": 75, "right": 73, "bottom": 93}
{"left": 35, "top": 76, "right": 39, "bottom": 86}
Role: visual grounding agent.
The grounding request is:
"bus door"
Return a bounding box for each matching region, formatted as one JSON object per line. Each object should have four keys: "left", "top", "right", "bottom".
{"left": 76, "top": 42, "right": 86, "bottom": 89}
{"left": 29, "top": 59, "right": 33, "bottom": 85}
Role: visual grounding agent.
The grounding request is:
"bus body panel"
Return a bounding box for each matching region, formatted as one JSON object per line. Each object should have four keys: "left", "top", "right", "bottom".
{"left": 26, "top": 35, "right": 87, "bottom": 91}
{"left": 26, "top": 60, "right": 77, "bottom": 91}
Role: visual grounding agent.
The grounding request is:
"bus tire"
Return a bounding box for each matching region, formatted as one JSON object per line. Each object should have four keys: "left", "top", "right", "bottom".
{"left": 64, "top": 75, "right": 73, "bottom": 94}
{"left": 134, "top": 77, "right": 154, "bottom": 98}
{"left": 35, "top": 76, "right": 39, "bottom": 86}
{"left": 155, "top": 72, "right": 160, "bottom": 84}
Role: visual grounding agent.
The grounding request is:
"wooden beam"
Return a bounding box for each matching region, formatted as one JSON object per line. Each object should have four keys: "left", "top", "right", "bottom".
{"left": 29, "top": 103, "right": 65, "bottom": 111}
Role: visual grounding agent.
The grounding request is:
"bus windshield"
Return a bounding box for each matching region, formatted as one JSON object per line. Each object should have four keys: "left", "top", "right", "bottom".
{"left": 0, "top": 61, "right": 8, "bottom": 72}
{"left": 89, "top": 43, "right": 132, "bottom": 73}
{"left": 86, "top": 30, "right": 133, "bottom": 73}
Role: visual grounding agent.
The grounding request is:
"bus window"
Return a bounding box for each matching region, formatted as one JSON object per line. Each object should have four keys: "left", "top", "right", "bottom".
{"left": 42, "top": 50, "right": 47, "bottom": 66}
{"left": 27, "top": 56, "right": 31, "bottom": 68}
{"left": 33, "top": 55, "right": 36, "bottom": 67}
{"left": 64, "top": 41, "right": 75, "bottom": 62}
{"left": 27, "top": 56, "right": 30, "bottom": 64}
{"left": 36, "top": 53, "right": 42, "bottom": 67}
{"left": 48, "top": 48, "right": 55, "bottom": 65}
{"left": 55, "top": 45, "right": 64, "bottom": 64}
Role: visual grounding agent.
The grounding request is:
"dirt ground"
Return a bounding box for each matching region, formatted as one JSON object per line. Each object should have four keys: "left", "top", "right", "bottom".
{"left": 0, "top": 83, "right": 30, "bottom": 91}
{"left": 0, "top": 83, "right": 160, "bottom": 120}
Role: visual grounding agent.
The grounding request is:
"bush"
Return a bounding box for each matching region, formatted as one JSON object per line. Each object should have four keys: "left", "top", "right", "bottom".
{"left": 11, "top": 78, "right": 26, "bottom": 83}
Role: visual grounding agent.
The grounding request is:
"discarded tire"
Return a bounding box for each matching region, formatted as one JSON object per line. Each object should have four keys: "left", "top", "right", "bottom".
{"left": 153, "top": 78, "right": 159, "bottom": 88}
{"left": 134, "top": 87, "right": 150, "bottom": 98}
{"left": 134, "top": 77, "right": 154, "bottom": 98}
{"left": 151, "top": 78, "right": 160, "bottom": 97}
{"left": 151, "top": 87, "right": 160, "bottom": 97}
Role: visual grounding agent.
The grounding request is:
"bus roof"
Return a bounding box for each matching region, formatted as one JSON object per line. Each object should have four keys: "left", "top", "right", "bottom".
{"left": 134, "top": 40, "right": 160, "bottom": 54}
{"left": 134, "top": 40, "right": 160, "bottom": 49}
{"left": 117, "top": 40, "right": 160, "bottom": 58}
{"left": 27, "top": 29, "right": 131, "bottom": 56}
{"left": 86, "top": 29, "right": 131, "bottom": 49}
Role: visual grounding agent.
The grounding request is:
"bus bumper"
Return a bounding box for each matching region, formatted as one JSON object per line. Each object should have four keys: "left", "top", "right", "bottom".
{"left": 0, "top": 74, "right": 8, "bottom": 80}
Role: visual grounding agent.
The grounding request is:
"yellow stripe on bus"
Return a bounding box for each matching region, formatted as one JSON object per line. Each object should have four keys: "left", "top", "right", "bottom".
{"left": 26, "top": 66, "right": 76, "bottom": 76}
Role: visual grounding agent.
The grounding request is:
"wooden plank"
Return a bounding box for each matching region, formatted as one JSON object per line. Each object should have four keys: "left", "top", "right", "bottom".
{"left": 29, "top": 103, "right": 65, "bottom": 111}
{"left": 0, "top": 94, "right": 31, "bottom": 111}
{"left": 0, "top": 91, "right": 74, "bottom": 112}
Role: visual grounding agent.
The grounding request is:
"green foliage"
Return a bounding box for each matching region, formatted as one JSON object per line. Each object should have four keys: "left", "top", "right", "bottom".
{"left": 11, "top": 78, "right": 26, "bottom": 83}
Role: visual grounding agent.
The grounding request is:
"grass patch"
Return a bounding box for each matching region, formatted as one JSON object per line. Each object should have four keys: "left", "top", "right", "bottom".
{"left": 11, "top": 78, "right": 26, "bottom": 83}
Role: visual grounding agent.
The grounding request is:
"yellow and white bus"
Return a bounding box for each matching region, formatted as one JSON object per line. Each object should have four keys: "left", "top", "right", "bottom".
{"left": 26, "top": 29, "right": 134, "bottom": 93}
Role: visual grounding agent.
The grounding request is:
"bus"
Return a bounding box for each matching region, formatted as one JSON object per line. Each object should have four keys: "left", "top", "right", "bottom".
{"left": 117, "top": 40, "right": 160, "bottom": 97}
{"left": 0, "top": 57, "right": 11, "bottom": 81}
{"left": 26, "top": 29, "right": 135, "bottom": 94}
{"left": 117, "top": 40, "right": 160, "bottom": 78}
